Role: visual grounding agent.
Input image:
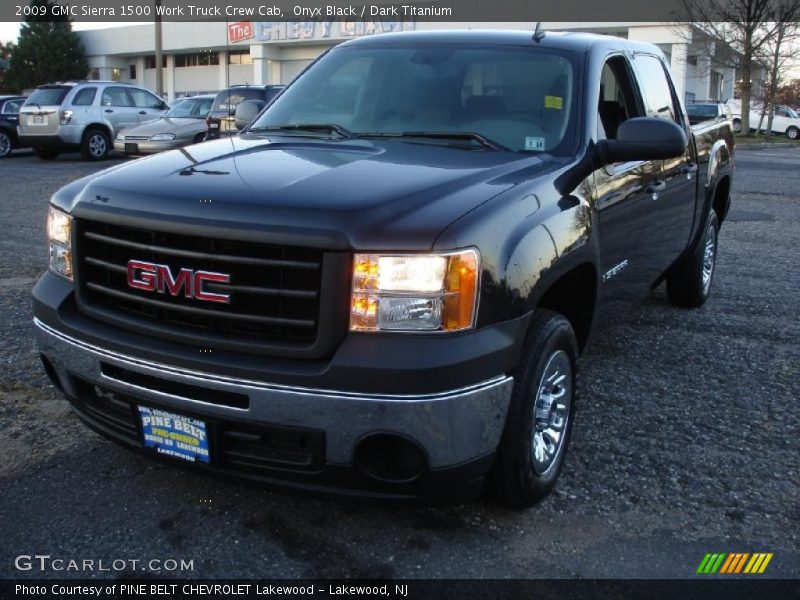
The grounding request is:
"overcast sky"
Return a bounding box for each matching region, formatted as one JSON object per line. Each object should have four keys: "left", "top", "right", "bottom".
{"left": 2, "top": 21, "right": 799, "bottom": 78}
{"left": 0, "top": 21, "right": 135, "bottom": 42}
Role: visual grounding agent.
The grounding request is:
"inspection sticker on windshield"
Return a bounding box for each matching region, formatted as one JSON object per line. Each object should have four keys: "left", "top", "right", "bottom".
{"left": 545, "top": 95, "right": 563, "bottom": 110}
{"left": 139, "top": 406, "right": 210, "bottom": 463}
{"left": 525, "top": 136, "right": 546, "bottom": 151}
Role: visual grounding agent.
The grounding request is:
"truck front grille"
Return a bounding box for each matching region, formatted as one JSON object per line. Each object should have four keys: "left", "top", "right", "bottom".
{"left": 76, "top": 219, "right": 324, "bottom": 351}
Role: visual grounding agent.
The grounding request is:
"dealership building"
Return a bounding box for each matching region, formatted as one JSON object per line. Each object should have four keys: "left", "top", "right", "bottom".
{"left": 77, "top": 21, "right": 746, "bottom": 103}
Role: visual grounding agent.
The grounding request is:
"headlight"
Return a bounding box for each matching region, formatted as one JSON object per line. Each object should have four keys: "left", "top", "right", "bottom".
{"left": 150, "top": 133, "right": 176, "bottom": 141}
{"left": 116, "top": 132, "right": 125, "bottom": 140}
{"left": 47, "top": 207, "right": 72, "bottom": 280}
{"left": 350, "top": 249, "right": 479, "bottom": 332}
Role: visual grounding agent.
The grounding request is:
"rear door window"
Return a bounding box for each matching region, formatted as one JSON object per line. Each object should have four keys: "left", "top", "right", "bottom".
{"left": 27, "top": 86, "right": 70, "bottom": 106}
{"left": 633, "top": 55, "right": 681, "bottom": 125}
{"left": 72, "top": 87, "right": 97, "bottom": 106}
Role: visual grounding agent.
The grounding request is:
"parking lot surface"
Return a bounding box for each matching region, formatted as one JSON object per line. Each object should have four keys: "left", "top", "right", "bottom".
{"left": 0, "top": 147, "right": 797, "bottom": 579}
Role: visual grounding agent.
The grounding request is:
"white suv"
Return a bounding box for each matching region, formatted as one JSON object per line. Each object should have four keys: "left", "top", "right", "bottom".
{"left": 18, "top": 81, "right": 169, "bottom": 160}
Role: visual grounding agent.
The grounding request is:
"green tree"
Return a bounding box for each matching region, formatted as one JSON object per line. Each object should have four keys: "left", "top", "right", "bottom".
{"left": 0, "top": 41, "right": 14, "bottom": 93}
{"left": 4, "top": 0, "right": 89, "bottom": 93}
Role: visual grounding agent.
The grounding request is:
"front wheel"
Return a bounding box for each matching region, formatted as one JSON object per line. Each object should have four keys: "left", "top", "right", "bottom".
{"left": 732, "top": 119, "right": 741, "bottom": 134}
{"left": 488, "top": 309, "right": 578, "bottom": 508}
{"left": 787, "top": 126, "right": 799, "bottom": 140}
{"left": 667, "top": 212, "right": 719, "bottom": 308}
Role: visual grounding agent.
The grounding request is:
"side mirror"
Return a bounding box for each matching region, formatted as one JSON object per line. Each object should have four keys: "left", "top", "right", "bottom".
{"left": 235, "top": 99, "right": 266, "bottom": 130}
{"left": 598, "top": 117, "right": 687, "bottom": 164}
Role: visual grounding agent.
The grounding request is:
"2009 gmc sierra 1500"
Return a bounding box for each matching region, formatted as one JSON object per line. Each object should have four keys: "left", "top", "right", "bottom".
{"left": 33, "top": 30, "right": 734, "bottom": 507}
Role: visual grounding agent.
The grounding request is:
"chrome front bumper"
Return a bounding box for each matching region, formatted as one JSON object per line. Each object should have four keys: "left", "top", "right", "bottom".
{"left": 35, "top": 318, "right": 514, "bottom": 469}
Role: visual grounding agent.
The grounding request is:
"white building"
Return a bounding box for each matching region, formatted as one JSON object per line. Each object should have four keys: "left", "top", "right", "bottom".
{"left": 77, "top": 21, "right": 745, "bottom": 103}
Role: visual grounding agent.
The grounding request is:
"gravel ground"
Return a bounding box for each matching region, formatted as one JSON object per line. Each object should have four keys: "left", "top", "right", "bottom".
{"left": 0, "top": 148, "right": 797, "bottom": 579}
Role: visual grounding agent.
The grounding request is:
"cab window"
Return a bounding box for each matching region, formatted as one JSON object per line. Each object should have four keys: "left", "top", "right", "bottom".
{"left": 598, "top": 56, "right": 642, "bottom": 140}
{"left": 101, "top": 87, "right": 132, "bottom": 107}
{"left": 129, "top": 88, "right": 163, "bottom": 109}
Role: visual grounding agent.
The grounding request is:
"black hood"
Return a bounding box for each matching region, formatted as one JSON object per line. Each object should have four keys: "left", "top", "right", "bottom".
{"left": 55, "top": 134, "right": 559, "bottom": 250}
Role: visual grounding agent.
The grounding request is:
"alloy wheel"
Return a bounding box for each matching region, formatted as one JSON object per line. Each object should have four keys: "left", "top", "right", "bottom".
{"left": 531, "top": 350, "right": 572, "bottom": 476}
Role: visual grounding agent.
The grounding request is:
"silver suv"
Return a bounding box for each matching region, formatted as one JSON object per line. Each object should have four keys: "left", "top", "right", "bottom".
{"left": 18, "top": 81, "right": 169, "bottom": 161}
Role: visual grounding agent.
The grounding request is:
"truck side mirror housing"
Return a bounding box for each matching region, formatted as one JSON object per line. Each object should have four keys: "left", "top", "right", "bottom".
{"left": 235, "top": 99, "right": 266, "bottom": 131}
{"left": 598, "top": 117, "right": 687, "bottom": 164}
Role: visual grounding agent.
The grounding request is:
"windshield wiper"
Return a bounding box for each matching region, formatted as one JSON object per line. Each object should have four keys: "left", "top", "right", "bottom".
{"left": 248, "top": 123, "right": 354, "bottom": 138}
{"left": 359, "top": 131, "right": 508, "bottom": 151}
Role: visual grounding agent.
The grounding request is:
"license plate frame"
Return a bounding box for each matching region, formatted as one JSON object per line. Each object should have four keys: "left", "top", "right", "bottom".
{"left": 138, "top": 406, "right": 211, "bottom": 463}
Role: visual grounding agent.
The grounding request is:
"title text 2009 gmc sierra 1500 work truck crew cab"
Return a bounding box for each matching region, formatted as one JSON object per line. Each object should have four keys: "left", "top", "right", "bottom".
{"left": 33, "top": 31, "right": 734, "bottom": 507}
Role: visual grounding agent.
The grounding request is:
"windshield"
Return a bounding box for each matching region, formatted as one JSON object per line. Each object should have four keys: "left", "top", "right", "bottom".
{"left": 167, "top": 97, "right": 213, "bottom": 118}
{"left": 251, "top": 44, "right": 579, "bottom": 154}
{"left": 211, "top": 89, "right": 266, "bottom": 117}
{"left": 27, "top": 86, "right": 70, "bottom": 106}
{"left": 787, "top": 106, "right": 799, "bottom": 119}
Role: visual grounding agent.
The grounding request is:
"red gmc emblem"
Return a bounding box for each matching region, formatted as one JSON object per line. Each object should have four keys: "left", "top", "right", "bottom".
{"left": 127, "top": 260, "right": 230, "bottom": 304}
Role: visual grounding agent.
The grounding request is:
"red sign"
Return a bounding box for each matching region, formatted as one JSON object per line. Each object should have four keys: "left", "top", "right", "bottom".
{"left": 228, "top": 21, "right": 254, "bottom": 44}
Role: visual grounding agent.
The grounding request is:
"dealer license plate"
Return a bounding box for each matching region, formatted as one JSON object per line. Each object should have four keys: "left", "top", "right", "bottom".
{"left": 138, "top": 406, "right": 210, "bottom": 463}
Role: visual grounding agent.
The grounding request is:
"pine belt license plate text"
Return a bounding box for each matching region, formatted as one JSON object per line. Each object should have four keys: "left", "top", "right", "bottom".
{"left": 138, "top": 406, "right": 210, "bottom": 463}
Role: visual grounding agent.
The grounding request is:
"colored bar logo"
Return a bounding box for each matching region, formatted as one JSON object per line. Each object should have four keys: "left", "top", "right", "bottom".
{"left": 696, "top": 553, "right": 773, "bottom": 574}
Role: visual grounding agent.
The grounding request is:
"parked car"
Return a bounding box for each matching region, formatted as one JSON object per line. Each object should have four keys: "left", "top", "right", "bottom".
{"left": 114, "top": 94, "right": 215, "bottom": 155}
{"left": 34, "top": 31, "right": 734, "bottom": 506}
{"left": 206, "top": 85, "right": 284, "bottom": 140}
{"left": 751, "top": 104, "right": 800, "bottom": 139}
{"left": 725, "top": 99, "right": 800, "bottom": 138}
{"left": 0, "top": 95, "right": 27, "bottom": 158}
{"left": 686, "top": 102, "right": 733, "bottom": 126}
{"left": 18, "top": 81, "right": 169, "bottom": 161}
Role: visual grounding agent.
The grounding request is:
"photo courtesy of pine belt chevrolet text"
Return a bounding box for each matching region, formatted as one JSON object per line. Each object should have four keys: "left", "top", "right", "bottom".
{"left": 32, "top": 30, "right": 734, "bottom": 507}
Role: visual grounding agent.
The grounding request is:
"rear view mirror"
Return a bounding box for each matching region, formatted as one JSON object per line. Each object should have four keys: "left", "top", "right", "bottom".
{"left": 235, "top": 99, "right": 266, "bottom": 131}
{"left": 598, "top": 117, "right": 687, "bottom": 164}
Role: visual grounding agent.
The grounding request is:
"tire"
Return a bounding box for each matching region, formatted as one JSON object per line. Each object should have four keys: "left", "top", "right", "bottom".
{"left": 488, "top": 309, "right": 578, "bottom": 508}
{"left": 732, "top": 119, "right": 741, "bottom": 134}
{"left": 787, "top": 126, "right": 799, "bottom": 140}
{"left": 34, "top": 148, "right": 59, "bottom": 161}
{"left": 81, "top": 127, "right": 110, "bottom": 161}
{"left": 666, "top": 211, "right": 719, "bottom": 308}
{"left": 0, "top": 130, "right": 13, "bottom": 158}
{"left": 193, "top": 133, "right": 205, "bottom": 144}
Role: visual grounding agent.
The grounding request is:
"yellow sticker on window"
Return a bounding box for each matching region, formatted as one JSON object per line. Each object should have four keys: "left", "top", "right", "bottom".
{"left": 545, "top": 95, "right": 563, "bottom": 110}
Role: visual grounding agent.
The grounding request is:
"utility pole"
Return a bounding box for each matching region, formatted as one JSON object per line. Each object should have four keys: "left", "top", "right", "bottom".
{"left": 155, "top": 0, "right": 164, "bottom": 98}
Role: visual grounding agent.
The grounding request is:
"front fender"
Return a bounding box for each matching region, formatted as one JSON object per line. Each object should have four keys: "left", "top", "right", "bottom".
{"left": 504, "top": 197, "right": 596, "bottom": 313}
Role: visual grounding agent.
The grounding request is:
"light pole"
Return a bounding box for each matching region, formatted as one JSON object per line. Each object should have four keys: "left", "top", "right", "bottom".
{"left": 154, "top": 0, "right": 164, "bottom": 98}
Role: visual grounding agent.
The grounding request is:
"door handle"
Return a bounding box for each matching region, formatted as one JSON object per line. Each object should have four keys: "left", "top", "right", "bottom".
{"left": 104, "top": 109, "right": 114, "bottom": 113}
{"left": 646, "top": 180, "right": 666, "bottom": 197}
{"left": 138, "top": 111, "right": 147, "bottom": 115}
{"left": 681, "top": 163, "right": 698, "bottom": 179}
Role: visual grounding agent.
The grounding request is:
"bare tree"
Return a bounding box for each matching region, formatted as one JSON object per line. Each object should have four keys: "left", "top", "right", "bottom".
{"left": 755, "top": 1, "right": 800, "bottom": 136}
{"left": 679, "top": 0, "right": 782, "bottom": 134}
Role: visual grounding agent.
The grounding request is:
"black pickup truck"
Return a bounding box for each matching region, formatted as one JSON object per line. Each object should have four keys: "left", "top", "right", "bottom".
{"left": 33, "top": 31, "right": 734, "bottom": 507}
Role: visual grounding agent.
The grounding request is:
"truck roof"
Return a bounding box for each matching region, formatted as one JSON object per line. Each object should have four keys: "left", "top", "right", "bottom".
{"left": 341, "top": 29, "right": 664, "bottom": 56}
